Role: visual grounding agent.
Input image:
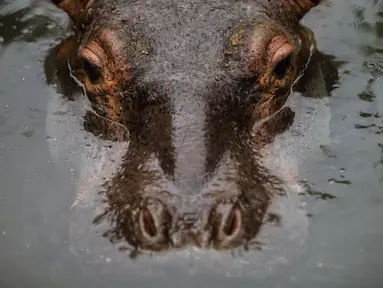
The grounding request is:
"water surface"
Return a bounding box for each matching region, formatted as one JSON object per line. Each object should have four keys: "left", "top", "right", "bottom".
{"left": 0, "top": 0, "right": 383, "bottom": 287}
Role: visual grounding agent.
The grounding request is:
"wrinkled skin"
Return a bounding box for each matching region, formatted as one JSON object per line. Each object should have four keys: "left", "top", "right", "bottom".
{"left": 46, "top": 0, "right": 338, "bottom": 265}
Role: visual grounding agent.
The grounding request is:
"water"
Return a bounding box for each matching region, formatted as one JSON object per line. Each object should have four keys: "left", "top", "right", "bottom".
{"left": 0, "top": 0, "right": 383, "bottom": 287}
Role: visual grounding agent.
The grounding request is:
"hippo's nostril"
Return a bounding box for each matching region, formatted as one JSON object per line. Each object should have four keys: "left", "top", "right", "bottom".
{"left": 212, "top": 204, "right": 243, "bottom": 249}
{"left": 223, "top": 207, "right": 241, "bottom": 237}
{"left": 135, "top": 201, "right": 172, "bottom": 251}
{"left": 140, "top": 207, "right": 157, "bottom": 238}
{"left": 139, "top": 201, "right": 166, "bottom": 241}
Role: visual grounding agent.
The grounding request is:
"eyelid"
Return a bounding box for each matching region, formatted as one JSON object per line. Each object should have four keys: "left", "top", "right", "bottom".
{"left": 267, "top": 35, "right": 294, "bottom": 65}
{"left": 271, "top": 42, "right": 294, "bottom": 66}
{"left": 79, "top": 47, "right": 102, "bottom": 68}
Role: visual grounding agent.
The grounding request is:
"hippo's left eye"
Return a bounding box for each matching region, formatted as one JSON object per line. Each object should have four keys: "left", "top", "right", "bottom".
{"left": 82, "top": 58, "right": 103, "bottom": 84}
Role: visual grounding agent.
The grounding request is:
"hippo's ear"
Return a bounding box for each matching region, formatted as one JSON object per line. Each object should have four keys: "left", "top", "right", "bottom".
{"left": 51, "top": 0, "right": 93, "bottom": 21}
{"left": 282, "top": 0, "right": 326, "bottom": 20}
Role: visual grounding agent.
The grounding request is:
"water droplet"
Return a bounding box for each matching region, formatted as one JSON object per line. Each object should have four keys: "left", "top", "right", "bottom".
{"left": 291, "top": 130, "right": 301, "bottom": 136}
{"left": 364, "top": 61, "right": 378, "bottom": 70}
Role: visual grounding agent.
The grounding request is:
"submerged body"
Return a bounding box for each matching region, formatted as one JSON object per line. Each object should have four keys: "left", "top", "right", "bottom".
{"left": 45, "top": 0, "right": 338, "bottom": 278}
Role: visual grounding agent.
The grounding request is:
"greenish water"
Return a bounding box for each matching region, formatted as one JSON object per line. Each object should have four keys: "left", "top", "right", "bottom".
{"left": 0, "top": 0, "right": 383, "bottom": 287}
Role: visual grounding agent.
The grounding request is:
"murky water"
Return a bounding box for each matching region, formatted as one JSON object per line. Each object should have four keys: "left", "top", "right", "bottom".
{"left": 0, "top": 0, "right": 383, "bottom": 287}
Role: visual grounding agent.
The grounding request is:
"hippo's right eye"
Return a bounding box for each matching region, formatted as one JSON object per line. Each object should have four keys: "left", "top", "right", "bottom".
{"left": 82, "top": 58, "right": 103, "bottom": 84}
{"left": 273, "top": 54, "right": 292, "bottom": 79}
{"left": 271, "top": 40, "right": 294, "bottom": 80}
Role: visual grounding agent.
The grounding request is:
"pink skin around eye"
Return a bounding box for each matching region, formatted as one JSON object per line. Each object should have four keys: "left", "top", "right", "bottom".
{"left": 269, "top": 36, "right": 294, "bottom": 66}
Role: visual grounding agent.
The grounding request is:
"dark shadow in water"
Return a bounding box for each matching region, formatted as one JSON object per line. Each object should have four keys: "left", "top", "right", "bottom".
{"left": 0, "top": 6, "right": 62, "bottom": 49}
{"left": 298, "top": 181, "right": 337, "bottom": 201}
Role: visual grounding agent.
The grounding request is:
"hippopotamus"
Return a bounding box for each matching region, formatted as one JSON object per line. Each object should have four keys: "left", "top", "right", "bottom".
{"left": 45, "top": 0, "right": 339, "bottom": 278}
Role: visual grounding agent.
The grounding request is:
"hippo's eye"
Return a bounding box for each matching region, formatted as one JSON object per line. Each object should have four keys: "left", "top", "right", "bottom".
{"left": 270, "top": 38, "right": 294, "bottom": 80}
{"left": 273, "top": 54, "right": 292, "bottom": 79}
{"left": 82, "top": 58, "right": 103, "bottom": 84}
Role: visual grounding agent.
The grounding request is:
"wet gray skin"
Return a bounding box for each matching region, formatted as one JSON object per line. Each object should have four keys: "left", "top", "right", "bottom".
{"left": 46, "top": 0, "right": 338, "bottom": 278}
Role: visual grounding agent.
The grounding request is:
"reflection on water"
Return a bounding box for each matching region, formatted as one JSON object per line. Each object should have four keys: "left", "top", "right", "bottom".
{"left": 0, "top": 0, "right": 383, "bottom": 287}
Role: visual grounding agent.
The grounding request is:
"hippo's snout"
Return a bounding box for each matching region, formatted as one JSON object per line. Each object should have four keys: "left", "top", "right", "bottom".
{"left": 49, "top": 0, "right": 327, "bottom": 255}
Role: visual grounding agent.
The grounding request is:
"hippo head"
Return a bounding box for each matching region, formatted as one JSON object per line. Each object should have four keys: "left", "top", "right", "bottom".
{"left": 49, "top": 0, "right": 329, "bottom": 255}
